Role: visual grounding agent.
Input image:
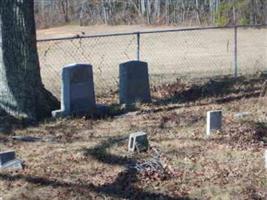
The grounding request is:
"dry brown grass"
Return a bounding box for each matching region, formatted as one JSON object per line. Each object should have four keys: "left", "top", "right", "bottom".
{"left": 0, "top": 76, "right": 267, "bottom": 199}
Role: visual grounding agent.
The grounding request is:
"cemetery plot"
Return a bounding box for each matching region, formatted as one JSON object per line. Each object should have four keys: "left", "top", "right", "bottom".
{"left": 0, "top": 76, "right": 266, "bottom": 199}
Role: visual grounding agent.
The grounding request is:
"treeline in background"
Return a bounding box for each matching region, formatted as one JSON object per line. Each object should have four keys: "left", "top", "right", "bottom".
{"left": 34, "top": 0, "right": 267, "bottom": 28}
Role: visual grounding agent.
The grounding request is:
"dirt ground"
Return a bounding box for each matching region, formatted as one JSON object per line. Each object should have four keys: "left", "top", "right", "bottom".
{"left": 36, "top": 25, "right": 267, "bottom": 98}
{"left": 0, "top": 75, "right": 266, "bottom": 200}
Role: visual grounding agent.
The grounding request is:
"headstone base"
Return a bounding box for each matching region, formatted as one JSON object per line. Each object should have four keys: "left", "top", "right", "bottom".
{"left": 0, "top": 159, "right": 23, "bottom": 170}
{"left": 52, "top": 105, "right": 108, "bottom": 118}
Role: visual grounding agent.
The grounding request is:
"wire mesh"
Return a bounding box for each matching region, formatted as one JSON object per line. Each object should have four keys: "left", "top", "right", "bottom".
{"left": 237, "top": 27, "right": 267, "bottom": 76}
{"left": 38, "top": 34, "right": 137, "bottom": 99}
{"left": 140, "top": 27, "right": 235, "bottom": 86}
{"left": 37, "top": 26, "right": 267, "bottom": 101}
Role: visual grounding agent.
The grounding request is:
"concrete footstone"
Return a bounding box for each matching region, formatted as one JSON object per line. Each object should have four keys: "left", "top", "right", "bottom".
{"left": 206, "top": 110, "right": 222, "bottom": 136}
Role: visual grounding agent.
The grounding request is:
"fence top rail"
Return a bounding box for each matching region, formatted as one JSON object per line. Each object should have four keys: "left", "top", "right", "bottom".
{"left": 37, "top": 24, "right": 267, "bottom": 42}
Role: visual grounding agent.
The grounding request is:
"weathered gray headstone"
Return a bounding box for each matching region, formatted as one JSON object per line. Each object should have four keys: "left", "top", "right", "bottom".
{"left": 128, "top": 132, "right": 149, "bottom": 152}
{"left": 52, "top": 64, "right": 96, "bottom": 117}
{"left": 206, "top": 110, "right": 222, "bottom": 136}
{"left": 119, "top": 61, "right": 151, "bottom": 105}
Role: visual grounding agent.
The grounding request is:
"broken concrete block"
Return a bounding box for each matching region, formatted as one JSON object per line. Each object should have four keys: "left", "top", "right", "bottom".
{"left": 206, "top": 110, "right": 222, "bottom": 136}
{"left": 128, "top": 132, "right": 149, "bottom": 152}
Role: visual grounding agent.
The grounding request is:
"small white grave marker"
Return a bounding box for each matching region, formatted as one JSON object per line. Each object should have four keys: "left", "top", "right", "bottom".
{"left": 206, "top": 110, "right": 222, "bottom": 136}
{"left": 128, "top": 132, "right": 149, "bottom": 152}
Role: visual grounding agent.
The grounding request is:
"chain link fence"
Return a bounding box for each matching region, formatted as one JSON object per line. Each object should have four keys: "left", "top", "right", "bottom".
{"left": 37, "top": 25, "right": 267, "bottom": 100}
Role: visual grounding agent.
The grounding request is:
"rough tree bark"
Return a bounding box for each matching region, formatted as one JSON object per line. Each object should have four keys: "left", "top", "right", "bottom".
{"left": 0, "top": 0, "right": 59, "bottom": 122}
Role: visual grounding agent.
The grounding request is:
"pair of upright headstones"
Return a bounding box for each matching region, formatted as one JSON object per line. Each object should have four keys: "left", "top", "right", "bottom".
{"left": 52, "top": 61, "right": 151, "bottom": 117}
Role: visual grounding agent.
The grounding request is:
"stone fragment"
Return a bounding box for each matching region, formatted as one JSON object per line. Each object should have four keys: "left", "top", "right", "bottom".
{"left": 234, "top": 112, "right": 251, "bottom": 119}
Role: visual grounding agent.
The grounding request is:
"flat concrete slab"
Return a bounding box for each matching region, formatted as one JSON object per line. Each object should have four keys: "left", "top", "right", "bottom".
{"left": 234, "top": 112, "right": 251, "bottom": 119}
{"left": 0, "top": 159, "right": 23, "bottom": 170}
{"left": 12, "top": 136, "right": 42, "bottom": 142}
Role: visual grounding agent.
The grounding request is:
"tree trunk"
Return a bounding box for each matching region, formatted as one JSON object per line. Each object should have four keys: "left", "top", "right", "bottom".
{"left": 0, "top": 0, "right": 59, "bottom": 122}
{"left": 165, "top": 0, "right": 169, "bottom": 24}
{"left": 146, "top": 0, "right": 151, "bottom": 24}
{"left": 140, "top": 0, "right": 146, "bottom": 15}
{"left": 61, "top": 0, "right": 70, "bottom": 23}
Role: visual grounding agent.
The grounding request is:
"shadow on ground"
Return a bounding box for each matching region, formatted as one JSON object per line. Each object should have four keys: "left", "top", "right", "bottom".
{"left": 82, "top": 136, "right": 193, "bottom": 199}
{"left": 0, "top": 136, "right": 194, "bottom": 199}
{"left": 152, "top": 75, "right": 264, "bottom": 106}
{"left": 0, "top": 108, "right": 29, "bottom": 135}
{"left": 1, "top": 75, "right": 264, "bottom": 134}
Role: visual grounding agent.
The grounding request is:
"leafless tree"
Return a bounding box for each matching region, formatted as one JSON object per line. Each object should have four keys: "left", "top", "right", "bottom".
{"left": 34, "top": 0, "right": 266, "bottom": 28}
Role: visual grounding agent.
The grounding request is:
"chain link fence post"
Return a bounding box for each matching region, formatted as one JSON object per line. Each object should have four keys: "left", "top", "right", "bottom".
{"left": 136, "top": 32, "right": 140, "bottom": 61}
{"left": 234, "top": 26, "right": 238, "bottom": 78}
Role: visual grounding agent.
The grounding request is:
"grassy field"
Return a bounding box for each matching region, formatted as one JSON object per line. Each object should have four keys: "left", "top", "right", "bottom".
{"left": 0, "top": 75, "right": 266, "bottom": 199}
{"left": 36, "top": 25, "right": 267, "bottom": 98}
